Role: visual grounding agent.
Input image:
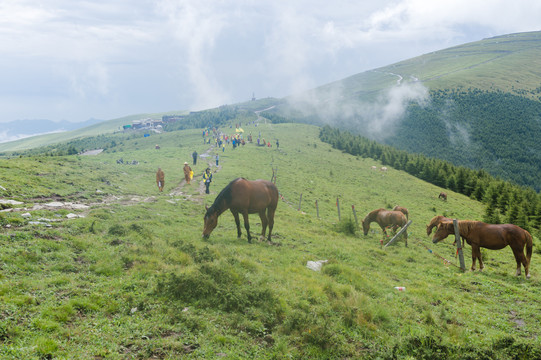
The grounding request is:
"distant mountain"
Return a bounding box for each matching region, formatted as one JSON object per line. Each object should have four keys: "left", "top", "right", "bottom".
{"left": 0, "top": 118, "right": 104, "bottom": 144}
{"left": 265, "top": 31, "right": 541, "bottom": 191}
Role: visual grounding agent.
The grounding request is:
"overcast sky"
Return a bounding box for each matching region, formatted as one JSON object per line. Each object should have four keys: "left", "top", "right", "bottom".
{"left": 0, "top": 0, "right": 540, "bottom": 123}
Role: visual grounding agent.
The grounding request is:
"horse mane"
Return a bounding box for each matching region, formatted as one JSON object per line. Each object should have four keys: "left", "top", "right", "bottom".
{"left": 456, "top": 220, "right": 479, "bottom": 236}
{"left": 428, "top": 215, "right": 447, "bottom": 228}
{"left": 364, "top": 208, "right": 385, "bottom": 222}
{"left": 206, "top": 178, "right": 244, "bottom": 216}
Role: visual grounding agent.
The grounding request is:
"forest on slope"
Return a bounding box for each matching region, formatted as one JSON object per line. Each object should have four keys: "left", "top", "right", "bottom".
{"left": 264, "top": 88, "right": 541, "bottom": 192}
{"left": 386, "top": 89, "right": 541, "bottom": 191}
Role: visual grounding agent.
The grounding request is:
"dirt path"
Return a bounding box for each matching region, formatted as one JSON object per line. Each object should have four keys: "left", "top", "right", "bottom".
{"left": 168, "top": 144, "right": 222, "bottom": 203}
{"left": 1, "top": 143, "right": 224, "bottom": 219}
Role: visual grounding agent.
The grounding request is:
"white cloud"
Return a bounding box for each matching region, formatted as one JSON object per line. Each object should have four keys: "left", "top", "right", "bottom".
{"left": 0, "top": 0, "right": 539, "bottom": 122}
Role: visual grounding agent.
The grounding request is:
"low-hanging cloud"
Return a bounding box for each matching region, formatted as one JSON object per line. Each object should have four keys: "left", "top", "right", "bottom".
{"left": 289, "top": 78, "right": 429, "bottom": 141}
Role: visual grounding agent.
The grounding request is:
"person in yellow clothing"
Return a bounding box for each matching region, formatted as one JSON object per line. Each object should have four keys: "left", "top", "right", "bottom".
{"left": 183, "top": 162, "right": 192, "bottom": 184}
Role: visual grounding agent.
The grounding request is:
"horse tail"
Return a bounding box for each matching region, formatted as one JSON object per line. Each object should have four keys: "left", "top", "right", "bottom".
{"left": 526, "top": 231, "right": 533, "bottom": 265}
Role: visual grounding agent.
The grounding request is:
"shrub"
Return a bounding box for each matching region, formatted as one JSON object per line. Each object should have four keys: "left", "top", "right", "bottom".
{"left": 155, "top": 261, "right": 281, "bottom": 318}
{"left": 334, "top": 217, "right": 357, "bottom": 236}
{"left": 108, "top": 224, "right": 127, "bottom": 236}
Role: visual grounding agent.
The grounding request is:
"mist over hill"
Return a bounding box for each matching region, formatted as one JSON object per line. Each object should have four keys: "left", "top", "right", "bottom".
{"left": 264, "top": 31, "right": 541, "bottom": 191}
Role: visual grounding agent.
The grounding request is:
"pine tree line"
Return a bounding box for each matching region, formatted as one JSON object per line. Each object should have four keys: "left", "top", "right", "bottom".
{"left": 319, "top": 125, "right": 541, "bottom": 233}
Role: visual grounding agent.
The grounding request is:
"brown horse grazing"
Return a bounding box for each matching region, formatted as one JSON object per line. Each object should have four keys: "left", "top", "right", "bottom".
{"left": 432, "top": 220, "right": 533, "bottom": 278}
{"left": 426, "top": 215, "right": 452, "bottom": 236}
{"left": 438, "top": 192, "right": 447, "bottom": 201}
{"left": 426, "top": 215, "right": 463, "bottom": 247}
{"left": 392, "top": 205, "right": 409, "bottom": 220}
{"left": 156, "top": 168, "right": 165, "bottom": 192}
{"left": 203, "top": 178, "right": 278, "bottom": 243}
{"left": 362, "top": 208, "right": 408, "bottom": 245}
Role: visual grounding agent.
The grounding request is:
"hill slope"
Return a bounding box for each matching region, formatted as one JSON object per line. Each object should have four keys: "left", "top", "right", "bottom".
{"left": 267, "top": 31, "right": 541, "bottom": 190}
{"left": 1, "top": 121, "right": 540, "bottom": 358}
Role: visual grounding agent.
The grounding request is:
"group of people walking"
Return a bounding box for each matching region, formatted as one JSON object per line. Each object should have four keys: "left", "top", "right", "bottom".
{"left": 155, "top": 150, "right": 213, "bottom": 194}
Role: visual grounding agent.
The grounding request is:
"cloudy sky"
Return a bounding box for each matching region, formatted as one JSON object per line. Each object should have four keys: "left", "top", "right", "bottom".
{"left": 0, "top": 0, "right": 540, "bottom": 123}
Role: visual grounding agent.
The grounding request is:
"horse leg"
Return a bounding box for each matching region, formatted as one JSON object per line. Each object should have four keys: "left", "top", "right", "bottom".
{"left": 470, "top": 245, "right": 478, "bottom": 271}
{"left": 380, "top": 226, "right": 387, "bottom": 238}
{"left": 476, "top": 247, "right": 484, "bottom": 271}
{"left": 241, "top": 211, "right": 252, "bottom": 243}
{"left": 511, "top": 245, "right": 528, "bottom": 277}
{"left": 403, "top": 229, "right": 408, "bottom": 247}
{"left": 232, "top": 210, "right": 242, "bottom": 239}
{"left": 258, "top": 210, "right": 268, "bottom": 241}
{"left": 266, "top": 207, "right": 276, "bottom": 242}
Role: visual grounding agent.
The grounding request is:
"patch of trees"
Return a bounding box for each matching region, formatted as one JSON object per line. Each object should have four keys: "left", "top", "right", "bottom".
{"left": 382, "top": 89, "right": 541, "bottom": 192}
{"left": 164, "top": 105, "right": 257, "bottom": 131}
{"left": 268, "top": 88, "right": 541, "bottom": 191}
{"left": 319, "top": 125, "right": 541, "bottom": 233}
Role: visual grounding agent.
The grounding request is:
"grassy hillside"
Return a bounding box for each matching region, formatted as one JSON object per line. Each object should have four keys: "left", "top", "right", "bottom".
{"left": 0, "top": 111, "right": 188, "bottom": 153}
{"left": 1, "top": 121, "right": 540, "bottom": 359}
{"left": 265, "top": 31, "right": 541, "bottom": 191}
{"left": 0, "top": 99, "right": 279, "bottom": 153}
{"left": 313, "top": 31, "right": 541, "bottom": 101}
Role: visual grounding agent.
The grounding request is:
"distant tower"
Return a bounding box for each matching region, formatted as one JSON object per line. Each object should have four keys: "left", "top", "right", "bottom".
{"left": 251, "top": 92, "right": 256, "bottom": 101}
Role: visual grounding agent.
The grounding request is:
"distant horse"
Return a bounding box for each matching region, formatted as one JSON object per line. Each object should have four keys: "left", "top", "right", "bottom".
{"left": 432, "top": 220, "right": 533, "bottom": 278}
{"left": 156, "top": 168, "right": 165, "bottom": 192}
{"left": 362, "top": 208, "right": 408, "bottom": 245}
{"left": 203, "top": 178, "right": 278, "bottom": 243}
{"left": 392, "top": 205, "right": 409, "bottom": 220}
{"left": 438, "top": 192, "right": 447, "bottom": 201}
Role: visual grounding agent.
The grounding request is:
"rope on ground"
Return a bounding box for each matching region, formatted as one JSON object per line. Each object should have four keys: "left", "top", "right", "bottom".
{"left": 415, "top": 239, "right": 462, "bottom": 269}
{"left": 278, "top": 192, "right": 296, "bottom": 209}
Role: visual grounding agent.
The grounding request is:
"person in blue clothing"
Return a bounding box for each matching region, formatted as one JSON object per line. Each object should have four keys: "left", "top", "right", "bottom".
{"left": 203, "top": 168, "right": 212, "bottom": 194}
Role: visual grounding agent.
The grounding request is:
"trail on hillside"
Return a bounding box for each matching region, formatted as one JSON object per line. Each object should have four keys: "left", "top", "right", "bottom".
{"left": 0, "top": 143, "right": 222, "bottom": 219}
{"left": 169, "top": 144, "right": 222, "bottom": 204}
{"left": 2, "top": 107, "right": 271, "bottom": 221}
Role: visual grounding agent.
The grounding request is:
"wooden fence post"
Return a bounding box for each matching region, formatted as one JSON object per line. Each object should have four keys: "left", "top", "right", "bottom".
{"left": 271, "top": 167, "right": 278, "bottom": 184}
{"left": 336, "top": 198, "right": 341, "bottom": 221}
{"left": 454, "top": 219, "right": 466, "bottom": 271}
{"left": 385, "top": 220, "right": 412, "bottom": 248}
{"left": 352, "top": 205, "right": 359, "bottom": 230}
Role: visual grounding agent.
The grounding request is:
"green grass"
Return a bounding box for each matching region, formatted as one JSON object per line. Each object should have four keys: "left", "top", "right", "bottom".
{"left": 0, "top": 121, "right": 540, "bottom": 358}
{"left": 313, "top": 31, "right": 541, "bottom": 105}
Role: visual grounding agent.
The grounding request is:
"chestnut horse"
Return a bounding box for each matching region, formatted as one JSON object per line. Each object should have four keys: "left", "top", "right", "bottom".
{"left": 156, "top": 168, "right": 165, "bottom": 192}
{"left": 426, "top": 215, "right": 451, "bottom": 236}
{"left": 392, "top": 205, "right": 409, "bottom": 220}
{"left": 203, "top": 178, "right": 278, "bottom": 243}
{"left": 362, "top": 208, "right": 408, "bottom": 245}
{"left": 426, "top": 215, "right": 463, "bottom": 246}
{"left": 432, "top": 220, "right": 533, "bottom": 278}
{"left": 438, "top": 192, "right": 447, "bottom": 201}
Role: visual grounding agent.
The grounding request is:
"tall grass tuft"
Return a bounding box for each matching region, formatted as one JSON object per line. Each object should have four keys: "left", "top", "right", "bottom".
{"left": 334, "top": 216, "right": 357, "bottom": 236}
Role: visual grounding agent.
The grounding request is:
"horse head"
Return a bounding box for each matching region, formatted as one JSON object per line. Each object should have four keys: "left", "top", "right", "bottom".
{"left": 426, "top": 224, "right": 435, "bottom": 237}
{"left": 202, "top": 205, "right": 218, "bottom": 239}
{"left": 361, "top": 217, "right": 370, "bottom": 235}
{"left": 432, "top": 221, "right": 454, "bottom": 243}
